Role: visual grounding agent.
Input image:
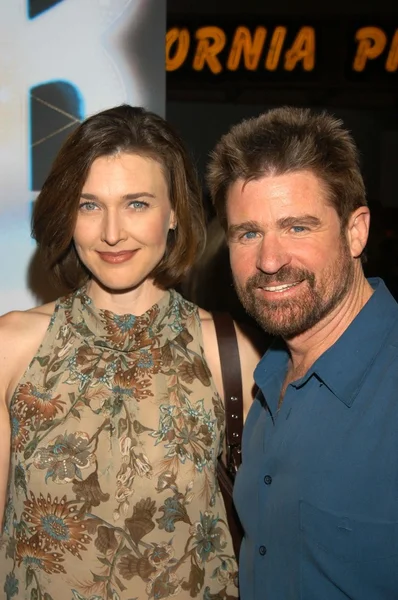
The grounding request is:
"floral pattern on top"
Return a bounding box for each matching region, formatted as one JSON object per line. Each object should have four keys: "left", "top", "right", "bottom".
{"left": 1, "top": 288, "right": 238, "bottom": 600}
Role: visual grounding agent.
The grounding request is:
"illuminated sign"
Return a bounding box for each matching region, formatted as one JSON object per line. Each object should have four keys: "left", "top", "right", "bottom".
{"left": 166, "top": 21, "right": 398, "bottom": 83}
{"left": 167, "top": 25, "right": 316, "bottom": 74}
{"left": 353, "top": 27, "right": 398, "bottom": 72}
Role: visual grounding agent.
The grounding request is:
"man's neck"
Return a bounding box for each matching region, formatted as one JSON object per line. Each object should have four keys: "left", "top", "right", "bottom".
{"left": 284, "top": 273, "right": 373, "bottom": 384}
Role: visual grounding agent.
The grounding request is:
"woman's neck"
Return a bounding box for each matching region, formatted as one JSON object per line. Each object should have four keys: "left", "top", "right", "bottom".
{"left": 85, "top": 278, "right": 168, "bottom": 316}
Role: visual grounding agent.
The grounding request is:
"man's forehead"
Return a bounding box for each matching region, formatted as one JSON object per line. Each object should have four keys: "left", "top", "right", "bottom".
{"left": 225, "top": 174, "right": 343, "bottom": 233}
{"left": 228, "top": 170, "right": 324, "bottom": 194}
{"left": 226, "top": 172, "right": 329, "bottom": 214}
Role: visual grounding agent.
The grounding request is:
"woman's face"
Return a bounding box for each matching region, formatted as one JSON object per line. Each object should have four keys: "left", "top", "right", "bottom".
{"left": 73, "top": 152, "right": 175, "bottom": 293}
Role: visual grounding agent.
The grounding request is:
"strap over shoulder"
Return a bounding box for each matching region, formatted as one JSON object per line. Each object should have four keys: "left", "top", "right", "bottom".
{"left": 212, "top": 312, "right": 243, "bottom": 475}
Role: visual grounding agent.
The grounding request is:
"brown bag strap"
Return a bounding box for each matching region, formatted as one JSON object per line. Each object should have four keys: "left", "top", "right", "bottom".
{"left": 212, "top": 312, "right": 243, "bottom": 475}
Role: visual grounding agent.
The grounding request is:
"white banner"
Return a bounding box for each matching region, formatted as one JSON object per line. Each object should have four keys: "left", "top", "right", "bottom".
{"left": 0, "top": 0, "right": 165, "bottom": 313}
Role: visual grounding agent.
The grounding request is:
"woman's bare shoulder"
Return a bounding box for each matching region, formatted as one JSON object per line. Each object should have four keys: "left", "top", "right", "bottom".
{"left": 197, "top": 306, "right": 212, "bottom": 322}
{"left": 198, "top": 307, "right": 269, "bottom": 414}
{"left": 0, "top": 302, "right": 55, "bottom": 339}
{"left": 0, "top": 303, "right": 56, "bottom": 398}
{"left": 0, "top": 303, "right": 55, "bottom": 362}
{"left": 198, "top": 307, "right": 267, "bottom": 354}
{"left": 197, "top": 307, "right": 218, "bottom": 348}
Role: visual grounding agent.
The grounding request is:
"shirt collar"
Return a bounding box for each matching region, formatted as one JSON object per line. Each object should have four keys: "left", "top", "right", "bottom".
{"left": 254, "top": 278, "right": 398, "bottom": 409}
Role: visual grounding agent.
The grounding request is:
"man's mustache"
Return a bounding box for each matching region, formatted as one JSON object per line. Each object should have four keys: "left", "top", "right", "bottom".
{"left": 245, "top": 267, "right": 315, "bottom": 289}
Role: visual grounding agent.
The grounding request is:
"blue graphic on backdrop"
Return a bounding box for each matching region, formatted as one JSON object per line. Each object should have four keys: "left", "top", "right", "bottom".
{"left": 1, "top": 0, "right": 164, "bottom": 312}
{"left": 28, "top": 0, "right": 65, "bottom": 19}
{"left": 30, "top": 81, "right": 83, "bottom": 191}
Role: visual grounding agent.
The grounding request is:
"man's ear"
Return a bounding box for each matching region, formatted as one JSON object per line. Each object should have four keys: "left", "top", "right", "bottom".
{"left": 346, "top": 206, "right": 370, "bottom": 258}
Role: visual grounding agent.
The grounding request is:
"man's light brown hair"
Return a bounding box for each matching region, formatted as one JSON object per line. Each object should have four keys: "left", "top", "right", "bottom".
{"left": 206, "top": 107, "right": 367, "bottom": 230}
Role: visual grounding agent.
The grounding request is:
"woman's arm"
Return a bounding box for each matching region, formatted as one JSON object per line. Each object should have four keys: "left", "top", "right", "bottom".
{"left": 0, "top": 306, "right": 54, "bottom": 530}
{"left": 0, "top": 312, "right": 19, "bottom": 530}
{"left": 0, "top": 394, "right": 10, "bottom": 532}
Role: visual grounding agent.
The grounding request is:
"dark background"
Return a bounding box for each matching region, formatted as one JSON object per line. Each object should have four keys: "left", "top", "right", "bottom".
{"left": 166, "top": 0, "right": 398, "bottom": 300}
{"left": 26, "top": 0, "right": 398, "bottom": 304}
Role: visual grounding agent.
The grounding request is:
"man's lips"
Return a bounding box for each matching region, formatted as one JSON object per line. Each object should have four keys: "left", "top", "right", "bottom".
{"left": 97, "top": 250, "right": 138, "bottom": 264}
{"left": 258, "top": 281, "right": 303, "bottom": 293}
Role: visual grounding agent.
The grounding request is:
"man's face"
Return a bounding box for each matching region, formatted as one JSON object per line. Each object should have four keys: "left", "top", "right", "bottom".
{"left": 226, "top": 171, "right": 356, "bottom": 339}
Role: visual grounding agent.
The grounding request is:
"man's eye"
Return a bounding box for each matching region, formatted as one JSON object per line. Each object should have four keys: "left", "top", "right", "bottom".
{"left": 291, "top": 225, "right": 306, "bottom": 233}
{"left": 242, "top": 231, "right": 257, "bottom": 239}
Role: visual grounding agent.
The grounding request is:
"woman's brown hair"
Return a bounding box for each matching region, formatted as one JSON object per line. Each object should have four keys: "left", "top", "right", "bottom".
{"left": 32, "top": 105, "right": 206, "bottom": 291}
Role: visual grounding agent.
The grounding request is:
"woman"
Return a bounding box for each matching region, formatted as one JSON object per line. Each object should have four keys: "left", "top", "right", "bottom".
{"left": 0, "top": 105, "right": 260, "bottom": 599}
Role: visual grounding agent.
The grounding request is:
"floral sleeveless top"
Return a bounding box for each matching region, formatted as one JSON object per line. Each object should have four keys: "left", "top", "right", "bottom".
{"left": 1, "top": 288, "right": 238, "bottom": 600}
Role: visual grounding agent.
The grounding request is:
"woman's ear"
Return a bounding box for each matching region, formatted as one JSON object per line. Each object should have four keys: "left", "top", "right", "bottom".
{"left": 169, "top": 209, "right": 177, "bottom": 231}
{"left": 346, "top": 206, "right": 370, "bottom": 258}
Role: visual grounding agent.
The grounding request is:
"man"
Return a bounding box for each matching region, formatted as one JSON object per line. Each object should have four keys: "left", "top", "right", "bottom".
{"left": 206, "top": 107, "right": 398, "bottom": 600}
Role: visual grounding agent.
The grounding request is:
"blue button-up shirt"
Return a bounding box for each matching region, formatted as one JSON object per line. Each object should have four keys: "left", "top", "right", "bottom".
{"left": 234, "top": 278, "right": 398, "bottom": 600}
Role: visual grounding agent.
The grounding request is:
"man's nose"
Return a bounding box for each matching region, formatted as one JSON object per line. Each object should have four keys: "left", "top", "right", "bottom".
{"left": 256, "top": 233, "right": 291, "bottom": 274}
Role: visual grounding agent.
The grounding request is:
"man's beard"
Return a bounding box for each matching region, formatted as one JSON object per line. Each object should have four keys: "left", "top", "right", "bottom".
{"left": 234, "top": 239, "right": 355, "bottom": 339}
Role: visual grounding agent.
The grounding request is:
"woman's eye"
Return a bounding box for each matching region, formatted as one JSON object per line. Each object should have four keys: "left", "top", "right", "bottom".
{"left": 79, "top": 202, "right": 98, "bottom": 211}
{"left": 130, "top": 201, "right": 149, "bottom": 210}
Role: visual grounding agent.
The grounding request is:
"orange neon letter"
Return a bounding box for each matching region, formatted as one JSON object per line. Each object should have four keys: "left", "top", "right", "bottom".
{"left": 285, "top": 26, "right": 315, "bottom": 71}
{"left": 386, "top": 30, "right": 398, "bottom": 72}
{"left": 265, "top": 26, "right": 287, "bottom": 71}
{"left": 166, "top": 28, "right": 190, "bottom": 71}
{"left": 193, "top": 26, "right": 226, "bottom": 74}
{"left": 353, "top": 27, "right": 387, "bottom": 72}
{"left": 227, "top": 26, "right": 266, "bottom": 71}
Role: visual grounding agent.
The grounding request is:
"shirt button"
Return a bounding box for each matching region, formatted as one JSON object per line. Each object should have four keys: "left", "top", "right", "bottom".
{"left": 259, "top": 545, "right": 267, "bottom": 556}
{"left": 264, "top": 475, "right": 272, "bottom": 485}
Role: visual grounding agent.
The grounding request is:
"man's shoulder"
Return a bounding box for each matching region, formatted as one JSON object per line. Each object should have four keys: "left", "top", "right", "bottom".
{"left": 361, "top": 310, "right": 398, "bottom": 387}
{"left": 381, "top": 317, "right": 398, "bottom": 357}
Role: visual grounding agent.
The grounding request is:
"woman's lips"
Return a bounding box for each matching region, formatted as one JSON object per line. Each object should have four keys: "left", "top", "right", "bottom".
{"left": 97, "top": 250, "right": 137, "bottom": 264}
